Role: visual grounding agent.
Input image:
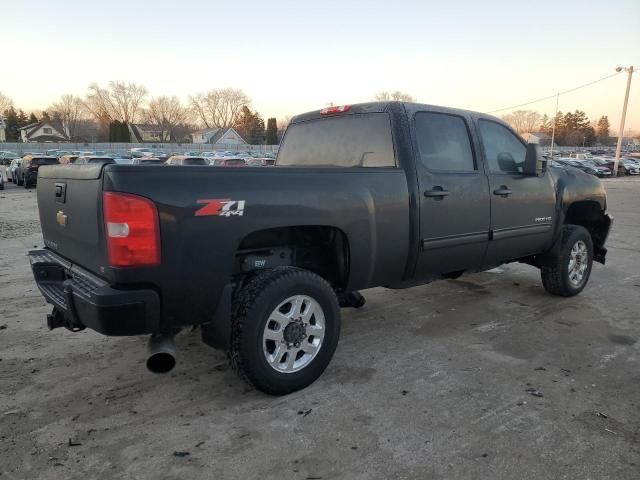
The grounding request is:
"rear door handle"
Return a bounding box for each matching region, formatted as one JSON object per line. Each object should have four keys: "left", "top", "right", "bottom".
{"left": 493, "top": 186, "right": 512, "bottom": 197}
{"left": 424, "top": 186, "right": 449, "bottom": 198}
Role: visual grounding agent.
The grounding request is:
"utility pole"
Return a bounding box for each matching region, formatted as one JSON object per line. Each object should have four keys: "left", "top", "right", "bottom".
{"left": 549, "top": 93, "right": 559, "bottom": 158}
{"left": 613, "top": 66, "right": 635, "bottom": 177}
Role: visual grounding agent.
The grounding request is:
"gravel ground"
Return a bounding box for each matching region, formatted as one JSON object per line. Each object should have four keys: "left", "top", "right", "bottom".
{"left": 0, "top": 175, "right": 638, "bottom": 480}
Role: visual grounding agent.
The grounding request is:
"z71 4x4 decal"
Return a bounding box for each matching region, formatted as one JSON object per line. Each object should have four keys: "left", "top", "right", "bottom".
{"left": 195, "top": 199, "right": 246, "bottom": 217}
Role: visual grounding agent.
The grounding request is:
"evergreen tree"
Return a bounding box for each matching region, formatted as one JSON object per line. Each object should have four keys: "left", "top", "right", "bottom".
{"left": 17, "top": 109, "right": 28, "bottom": 127}
{"left": 596, "top": 116, "right": 610, "bottom": 144}
{"left": 109, "top": 120, "right": 121, "bottom": 142}
{"left": 552, "top": 111, "right": 565, "bottom": 145}
{"left": 539, "top": 114, "right": 552, "bottom": 135}
{"left": 3, "top": 106, "right": 20, "bottom": 141}
{"left": 120, "top": 122, "right": 131, "bottom": 142}
{"left": 266, "top": 118, "right": 278, "bottom": 144}
{"left": 28, "top": 112, "right": 38, "bottom": 124}
{"left": 234, "top": 106, "right": 266, "bottom": 144}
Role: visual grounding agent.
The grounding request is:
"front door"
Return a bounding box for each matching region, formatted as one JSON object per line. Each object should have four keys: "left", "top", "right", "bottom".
{"left": 476, "top": 119, "right": 556, "bottom": 264}
{"left": 413, "top": 110, "right": 491, "bottom": 277}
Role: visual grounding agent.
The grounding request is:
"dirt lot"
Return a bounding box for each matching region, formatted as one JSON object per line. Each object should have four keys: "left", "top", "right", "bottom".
{"left": 1, "top": 176, "right": 639, "bottom": 480}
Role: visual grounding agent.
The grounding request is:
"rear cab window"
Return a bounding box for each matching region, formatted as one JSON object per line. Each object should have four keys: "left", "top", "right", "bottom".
{"left": 277, "top": 113, "right": 395, "bottom": 168}
{"left": 183, "top": 158, "right": 207, "bottom": 166}
{"left": 33, "top": 157, "right": 59, "bottom": 166}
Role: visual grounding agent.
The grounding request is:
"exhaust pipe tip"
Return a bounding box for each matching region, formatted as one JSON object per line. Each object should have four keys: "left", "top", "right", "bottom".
{"left": 147, "top": 351, "right": 176, "bottom": 374}
{"left": 147, "top": 334, "right": 176, "bottom": 374}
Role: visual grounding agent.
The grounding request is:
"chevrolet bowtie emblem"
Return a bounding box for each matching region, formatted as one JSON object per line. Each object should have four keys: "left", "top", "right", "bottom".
{"left": 56, "top": 210, "right": 67, "bottom": 227}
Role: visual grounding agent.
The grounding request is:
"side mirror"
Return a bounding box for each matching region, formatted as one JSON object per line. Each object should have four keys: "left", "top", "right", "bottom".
{"left": 524, "top": 143, "right": 546, "bottom": 176}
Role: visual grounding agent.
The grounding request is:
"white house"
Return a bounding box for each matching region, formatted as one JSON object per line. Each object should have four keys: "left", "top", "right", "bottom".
{"left": 19, "top": 121, "right": 68, "bottom": 142}
{"left": 191, "top": 127, "right": 247, "bottom": 145}
{"left": 521, "top": 132, "right": 553, "bottom": 146}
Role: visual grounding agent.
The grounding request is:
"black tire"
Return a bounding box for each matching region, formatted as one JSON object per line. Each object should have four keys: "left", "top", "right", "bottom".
{"left": 541, "top": 225, "right": 593, "bottom": 297}
{"left": 228, "top": 267, "right": 341, "bottom": 395}
{"left": 17, "top": 175, "right": 23, "bottom": 186}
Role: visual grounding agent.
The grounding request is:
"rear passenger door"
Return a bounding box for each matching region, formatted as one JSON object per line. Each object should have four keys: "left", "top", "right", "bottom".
{"left": 412, "top": 110, "right": 491, "bottom": 277}
{"left": 477, "top": 119, "right": 556, "bottom": 264}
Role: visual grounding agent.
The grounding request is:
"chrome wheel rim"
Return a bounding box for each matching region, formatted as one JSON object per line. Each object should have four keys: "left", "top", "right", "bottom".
{"left": 568, "top": 240, "right": 589, "bottom": 288}
{"left": 262, "top": 295, "right": 325, "bottom": 374}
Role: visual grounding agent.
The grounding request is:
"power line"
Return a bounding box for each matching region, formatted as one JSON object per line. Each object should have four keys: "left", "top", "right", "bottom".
{"left": 487, "top": 71, "right": 624, "bottom": 114}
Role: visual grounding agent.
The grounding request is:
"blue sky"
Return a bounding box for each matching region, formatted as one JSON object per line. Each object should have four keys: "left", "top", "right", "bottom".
{"left": 4, "top": 0, "right": 639, "bottom": 128}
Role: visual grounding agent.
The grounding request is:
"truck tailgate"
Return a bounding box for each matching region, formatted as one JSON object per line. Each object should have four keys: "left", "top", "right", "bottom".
{"left": 37, "top": 165, "right": 107, "bottom": 274}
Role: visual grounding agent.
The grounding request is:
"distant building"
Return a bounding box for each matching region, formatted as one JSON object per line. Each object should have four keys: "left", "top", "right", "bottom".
{"left": 191, "top": 127, "right": 247, "bottom": 145}
{"left": 128, "top": 124, "right": 166, "bottom": 143}
{"left": 521, "top": 132, "right": 553, "bottom": 146}
{"left": 19, "top": 121, "right": 68, "bottom": 142}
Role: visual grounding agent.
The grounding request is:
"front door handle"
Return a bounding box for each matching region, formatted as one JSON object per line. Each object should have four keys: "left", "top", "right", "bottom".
{"left": 493, "top": 186, "right": 512, "bottom": 197}
{"left": 424, "top": 186, "right": 449, "bottom": 198}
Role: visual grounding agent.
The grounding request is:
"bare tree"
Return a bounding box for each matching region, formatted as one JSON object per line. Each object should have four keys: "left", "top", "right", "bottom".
{"left": 143, "top": 96, "right": 190, "bottom": 141}
{"left": 277, "top": 115, "right": 292, "bottom": 131}
{"left": 84, "top": 81, "right": 147, "bottom": 124}
{"left": 189, "top": 88, "right": 250, "bottom": 128}
{"left": 501, "top": 110, "right": 542, "bottom": 134}
{"left": 49, "top": 94, "right": 87, "bottom": 140}
{"left": 0, "top": 91, "right": 13, "bottom": 113}
{"left": 375, "top": 91, "right": 416, "bottom": 102}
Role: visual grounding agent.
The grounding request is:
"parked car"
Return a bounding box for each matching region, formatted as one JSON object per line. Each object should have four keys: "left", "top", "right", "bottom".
{"left": 74, "top": 156, "right": 116, "bottom": 165}
{"left": 7, "top": 158, "right": 22, "bottom": 182}
{"left": 620, "top": 158, "right": 640, "bottom": 175}
{"left": 0, "top": 169, "right": 4, "bottom": 189}
{"left": 0, "top": 151, "right": 19, "bottom": 164}
{"left": 166, "top": 156, "right": 208, "bottom": 166}
{"left": 556, "top": 159, "right": 611, "bottom": 178}
{"left": 131, "top": 157, "right": 165, "bottom": 166}
{"left": 593, "top": 158, "right": 632, "bottom": 176}
{"left": 28, "top": 101, "right": 612, "bottom": 395}
{"left": 245, "top": 153, "right": 276, "bottom": 166}
{"left": 130, "top": 148, "right": 154, "bottom": 158}
{"left": 17, "top": 155, "right": 59, "bottom": 188}
{"left": 213, "top": 157, "right": 246, "bottom": 167}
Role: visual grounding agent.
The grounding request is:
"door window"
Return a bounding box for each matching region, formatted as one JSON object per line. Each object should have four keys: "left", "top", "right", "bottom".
{"left": 414, "top": 112, "right": 476, "bottom": 172}
{"left": 478, "top": 120, "right": 526, "bottom": 174}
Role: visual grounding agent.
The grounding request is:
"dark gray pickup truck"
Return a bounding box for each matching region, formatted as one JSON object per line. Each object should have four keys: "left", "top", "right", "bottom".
{"left": 29, "top": 101, "right": 612, "bottom": 394}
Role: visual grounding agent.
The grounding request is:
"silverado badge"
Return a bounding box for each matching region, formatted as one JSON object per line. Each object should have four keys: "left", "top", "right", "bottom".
{"left": 56, "top": 210, "right": 68, "bottom": 227}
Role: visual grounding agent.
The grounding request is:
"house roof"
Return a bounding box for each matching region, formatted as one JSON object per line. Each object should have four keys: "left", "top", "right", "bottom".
{"left": 523, "top": 132, "right": 551, "bottom": 139}
{"left": 19, "top": 121, "right": 67, "bottom": 140}
{"left": 132, "top": 123, "right": 163, "bottom": 132}
{"left": 19, "top": 122, "right": 41, "bottom": 133}
{"left": 191, "top": 128, "right": 221, "bottom": 136}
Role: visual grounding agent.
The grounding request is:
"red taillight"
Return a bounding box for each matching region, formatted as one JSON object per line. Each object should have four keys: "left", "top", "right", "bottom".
{"left": 103, "top": 192, "right": 161, "bottom": 267}
{"left": 320, "top": 105, "right": 351, "bottom": 115}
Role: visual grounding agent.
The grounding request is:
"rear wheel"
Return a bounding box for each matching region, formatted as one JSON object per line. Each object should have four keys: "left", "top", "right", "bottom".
{"left": 228, "top": 267, "right": 341, "bottom": 395}
{"left": 541, "top": 225, "right": 593, "bottom": 297}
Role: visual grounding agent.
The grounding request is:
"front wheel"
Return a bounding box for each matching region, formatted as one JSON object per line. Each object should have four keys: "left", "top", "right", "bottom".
{"left": 228, "top": 267, "right": 341, "bottom": 395}
{"left": 541, "top": 225, "right": 593, "bottom": 297}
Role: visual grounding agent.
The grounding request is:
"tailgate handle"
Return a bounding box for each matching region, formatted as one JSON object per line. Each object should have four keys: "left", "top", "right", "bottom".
{"left": 55, "top": 183, "right": 67, "bottom": 203}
